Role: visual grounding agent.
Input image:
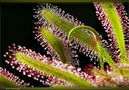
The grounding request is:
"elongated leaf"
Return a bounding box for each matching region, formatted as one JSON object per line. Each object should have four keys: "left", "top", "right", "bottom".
{"left": 92, "top": 69, "right": 111, "bottom": 79}
{"left": 0, "top": 67, "right": 30, "bottom": 88}
{"left": 0, "top": 75, "right": 18, "bottom": 88}
{"left": 15, "top": 52, "right": 93, "bottom": 88}
{"left": 41, "top": 9, "right": 75, "bottom": 33}
{"left": 100, "top": 1, "right": 128, "bottom": 62}
{"left": 41, "top": 27, "right": 71, "bottom": 63}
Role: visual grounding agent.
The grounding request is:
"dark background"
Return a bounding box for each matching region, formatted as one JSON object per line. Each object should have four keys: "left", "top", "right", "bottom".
{"left": 0, "top": 3, "right": 129, "bottom": 87}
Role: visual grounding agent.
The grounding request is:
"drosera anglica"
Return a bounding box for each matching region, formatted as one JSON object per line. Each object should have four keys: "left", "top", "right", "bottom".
{"left": 4, "top": 44, "right": 95, "bottom": 88}
{"left": 33, "top": 3, "right": 100, "bottom": 66}
{"left": 94, "top": 1, "right": 129, "bottom": 63}
{"left": 1, "top": 1, "right": 129, "bottom": 88}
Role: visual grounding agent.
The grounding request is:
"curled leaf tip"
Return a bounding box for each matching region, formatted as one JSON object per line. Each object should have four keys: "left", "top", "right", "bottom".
{"left": 68, "top": 25, "right": 100, "bottom": 50}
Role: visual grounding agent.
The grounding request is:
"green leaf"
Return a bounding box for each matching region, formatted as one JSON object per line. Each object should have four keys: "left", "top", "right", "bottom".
{"left": 100, "top": 1, "right": 128, "bottom": 62}
{"left": 92, "top": 69, "right": 111, "bottom": 79}
{"left": 68, "top": 25, "right": 100, "bottom": 51}
{"left": 67, "top": 25, "right": 115, "bottom": 69}
{"left": 41, "top": 27, "right": 71, "bottom": 63}
{"left": 97, "top": 44, "right": 115, "bottom": 68}
{"left": 41, "top": 9, "right": 75, "bottom": 33}
{"left": 0, "top": 75, "right": 19, "bottom": 88}
{"left": 15, "top": 52, "right": 93, "bottom": 88}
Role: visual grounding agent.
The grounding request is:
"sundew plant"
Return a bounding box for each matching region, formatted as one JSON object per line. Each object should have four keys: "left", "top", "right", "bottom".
{"left": 0, "top": 1, "right": 129, "bottom": 88}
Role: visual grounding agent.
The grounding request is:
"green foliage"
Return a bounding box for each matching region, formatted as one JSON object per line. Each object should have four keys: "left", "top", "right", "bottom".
{"left": 15, "top": 52, "right": 93, "bottom": 88}
{"left": 42, "top": 9, "right": 75, "bottom": 33}
{"left": 100, "top": 2, "right": 128, "bottom": 62}
{"left": 42, "top": 8, "right": 116, "bottom": 69}
{"left": 40, "top": 2, "right": 129, "bottom": 87}
{"left": 0, "top": 75, "right": 19, "bottom": 88}
{"left": 92, "top": 69, "right": 111, "bottom": 79}
{"left": 1, "top": 1, "right": 129, "bottom": 88}
{"left": 41, "top": 27, "right": 71, "bottom": 63}
{"left": 68, "top": 25, "right": 100, "bottom": 51}
{"left": 68, "top": 25, "right": 115, "bottom": 69}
